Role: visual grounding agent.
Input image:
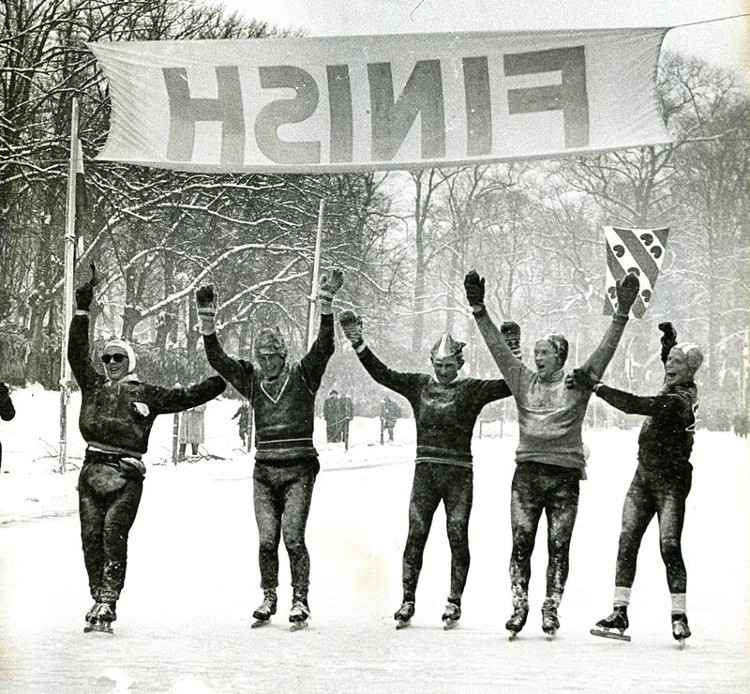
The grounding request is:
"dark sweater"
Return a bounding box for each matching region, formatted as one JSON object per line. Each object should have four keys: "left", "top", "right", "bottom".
{"left": 68, "top": 314, "right": 226, "bottom": 456}
{"left": 357, "top": 346, "right": 511, "bottom": 467}
{"left": 596, "top": 382, "right": 698, "bottom": 472}
{"left": 203, "top": 314, "right": 334, "bottom": 462}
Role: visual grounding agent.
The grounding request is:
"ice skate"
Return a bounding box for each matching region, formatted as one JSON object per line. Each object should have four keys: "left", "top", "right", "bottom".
{"left": 671, "top": 613, "right": 691, "bottom": 647}
{"left": 442, "top": 600, "right": 461, "bottom": 631}
{"left": 506, "top": 606, "right": 529, "bottom": 640}
{"left": 89, "top": 602, "right": 116, "bottom": 634}
{"left": 289, "top": 598, "right": 310, "bottom": 632}
{"left": 394, "top": 600, "right": 415, "bottom": 630}
{"left": 251, "top": 590, "right": 277, "bottom": 629}
{"left": 590, "top": 606, "right": 631, "bottom": 642}
{"left": 83, "top": 602, "right": 102, "bottom": 633}
{"left": 541, "top": 598, "right": 560, "bottom": 638}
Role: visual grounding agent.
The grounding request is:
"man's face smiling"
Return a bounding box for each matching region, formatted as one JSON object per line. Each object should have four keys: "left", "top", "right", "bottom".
{"left": 257, "top": 352, "right": 286, "bottom": 380}
{"left": 102, "top": 349, "right": 129, "bottom": 381}
{"left": 432, "top": 357, "right": 459, "bottom": 385}
{"left": 665, "top": 348, "right": 693, "bottom": 386}
{"left": 534, "top": 340, "right": 561, "bottom": 379}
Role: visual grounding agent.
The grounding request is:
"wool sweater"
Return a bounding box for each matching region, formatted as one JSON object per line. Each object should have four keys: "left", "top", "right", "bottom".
{"left": 356, "top": 346, "right": 511, "bottom": 467}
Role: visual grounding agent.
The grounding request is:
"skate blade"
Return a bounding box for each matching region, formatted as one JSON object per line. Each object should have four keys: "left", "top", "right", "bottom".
{"left": 590, "top": 628, "right": 631, "bottom": 642}
{"left": 442, "top": 619, "right": 459, "bottom": 631}
{"left": 289, "top": 620, "right": 309, "bottom": 632}
{"left": 395, "top": 619, "right": 411, "bottom": 630}
{"left": 508, "top": 630, "right": 520, "bottom": 641}
{"left": 251, "top": 619, "right": 271, "bottom": 629}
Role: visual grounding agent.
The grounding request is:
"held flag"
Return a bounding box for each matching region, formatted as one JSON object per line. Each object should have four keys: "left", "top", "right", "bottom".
{"left": 603, "top": 226, "right": 669, "bottom": 319}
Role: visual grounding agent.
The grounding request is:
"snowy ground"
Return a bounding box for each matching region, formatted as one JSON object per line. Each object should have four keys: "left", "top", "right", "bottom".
{"left": 0, "top": 386, "right": 749, "bottom": 694}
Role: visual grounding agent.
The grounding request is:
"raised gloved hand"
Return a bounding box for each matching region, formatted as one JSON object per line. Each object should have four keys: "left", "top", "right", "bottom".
{"left": 615, "top": 271, "right": 639, "bottom": 317}
{"left": 501, "top": 321, "right": 521, "bottom": 359}
{"left": 75, "top": 282, "right": 93, "bottom": 311}
{"left": 464, "top": 270, "right": 485, "bottom": 309}
{"left": 565, "top": 368, "right": 600, "bottom": 392}
{"left": 318, "top": 269, "right": 344, "bottom": 314}
{"left": 659, "top": 321, "right": 677, "bottom": 363}
{"left": 196, "top": 285, "right": 217, "bottom": 335}
{"left": 339, "top": 310, "right": 364, "bottom": 349}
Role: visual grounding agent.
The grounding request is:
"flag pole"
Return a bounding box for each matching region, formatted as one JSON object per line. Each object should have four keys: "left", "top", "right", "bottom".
{"left": 59, "top": 97, "right": 79, "bottom": 474}
{"left": 306, "top": 199, "right": 325, "bottom": 350}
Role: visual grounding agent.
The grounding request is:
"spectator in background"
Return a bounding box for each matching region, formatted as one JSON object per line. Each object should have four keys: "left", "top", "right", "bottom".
{"left": 323, "top": 389, "right": 342, "bottom": 443}
{"left": 733, "top": 410, "right": 748, "bottom": 439}
{"left": 0, "top": 381, "right": 16, "bottom": 471}
{"left": 341, "top": 392, "right": 354, "bottom": 450}
{"left": 232, "top": 402, "right": 252, "bottom": 450}
{"left": 178, "top": 403, "right": 206, "bottom": 460}
{"left": 380, "top": 394, "right": 400, "bottom": 444}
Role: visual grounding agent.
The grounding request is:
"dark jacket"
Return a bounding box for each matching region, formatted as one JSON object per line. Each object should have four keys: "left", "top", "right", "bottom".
{"left": 203, "top": 314, "right": 334, "bottom": 462}
{"left": 357, "top": 346, "right": 511, "bottom": 467}
{"left": 68, "top": 314, "right": 226, "bottom": 457}
{"left": 0, "top": 383, "right": 15, "bottom": 469}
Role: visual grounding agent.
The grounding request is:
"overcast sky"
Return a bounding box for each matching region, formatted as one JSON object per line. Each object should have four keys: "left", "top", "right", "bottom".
{"left": 215, "top": 0, "right": 748, "bottom": 78}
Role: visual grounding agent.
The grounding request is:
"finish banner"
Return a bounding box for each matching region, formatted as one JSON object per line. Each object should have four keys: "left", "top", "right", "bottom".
{"left": 89, "top": 28, "right": 671, "bottom": 173}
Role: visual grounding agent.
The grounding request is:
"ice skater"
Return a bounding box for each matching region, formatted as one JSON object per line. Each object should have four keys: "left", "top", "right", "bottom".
{"left": 69, "top": 279, "right": 226, "bottom": 634}
{"left": 464, "top": 268, "right": 639, "bottom": 638}
{"left": 196, "top": 269, "right": 343, "bottom": 631}
{"left": 567, "top": 322, "right": 701, "bottom": 645}
{"left": 339, "top": 309, "right": 515, "bottom": 630}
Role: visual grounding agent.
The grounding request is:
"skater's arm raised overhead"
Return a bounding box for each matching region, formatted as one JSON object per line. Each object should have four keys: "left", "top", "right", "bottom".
{"left": 68, "top": 283, "right": 104, "bottom": 391}
{"left": 149, "top": 376, "right": 226, "bottom": 416}
{"left": 300, "top": 269, "right": 342, "bottom": 389}
{"left": 580, "top": 272, "right": 639, "bottom": 380}
{"left": 339, "top": 310, "right": 421, "bottom": 399}
{"left": 197, "top": 285, "right": 253, "bottom": 394}
{"left": 463, "top": 271, "right": 524, "bottom": 386}
{"left": 659, "top": 322, "right": 678, "bottom": 366}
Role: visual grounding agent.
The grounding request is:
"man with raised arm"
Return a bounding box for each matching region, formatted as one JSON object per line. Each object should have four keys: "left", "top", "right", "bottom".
{"left": 463, "top": 269, "right": 639, "bottom": 638}
{"left": 196, "top": 270, "right": 343, "bottom": 631}
{"left": 339, "top": 309, "right": 515, "bottom": 630}
{"left": 569, "top": 322, "right": 701, "bottom": 645}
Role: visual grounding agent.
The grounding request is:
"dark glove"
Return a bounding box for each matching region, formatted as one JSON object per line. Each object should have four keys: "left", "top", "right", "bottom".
{"left": 565, "top": 368, "right": 600, "bottom": 392}
{"left": 196, "top": 285, "right": 217, "bottom": 334}
{"left": 659, "top": 321, "right": 677, "bottom": 362}
{"left": 75, "top": 282, "right": 93, "bottom": 311}
{"left": 615, "top": 271, "right": 639, "bottom": 316}
{"left": 318, "top": 269, "right": 344, "bottom": 314}
{"left": 501, "top": 321, "right": 521, "bottom": 358}
{"left": 464, "top": 270, "right": 485, "bottom": 308}
{"left": 339, "top": 310, "right": 364, "bottom": 349}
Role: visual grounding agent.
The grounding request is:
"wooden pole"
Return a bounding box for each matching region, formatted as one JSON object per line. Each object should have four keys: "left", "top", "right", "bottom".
{"left": 58, "top": 98, "right": 79, "bottom": 474}
{"left": 306, "top": 199, "right": 325, "bottom": 350}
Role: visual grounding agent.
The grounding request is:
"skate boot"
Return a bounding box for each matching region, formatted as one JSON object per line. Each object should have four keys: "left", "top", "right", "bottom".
{"left": 505, "top": 605, "right": 529, "bottom": 640}
{"left": 84, "top": 601, "right": 102, "bottom": 633}
{"left": 590, "top": 606, "right": 630, "bottom": 642}
{"left": 671, "top": 613, "right": 691, "bottom": 646}
{"left": 289, "top": 595, "right": 310, "bottom": 631}
{"left": 442, "top": 599, "right": 461, "bottom": 630}
{"left": 251, "top": 589, "right": 278, "bottom": 628}
{"left": 92, "top": 602, "right": 116, "bottom": 634}
{"left": 541, "top": 598, "right": 560, "bottom": 637}
{"left": 394, "top": 600, "right": 415, "bottom": 630}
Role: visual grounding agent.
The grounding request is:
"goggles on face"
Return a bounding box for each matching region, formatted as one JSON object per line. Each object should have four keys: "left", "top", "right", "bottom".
{"left": 101, "top": 353, "right": 126, "bottom": 364}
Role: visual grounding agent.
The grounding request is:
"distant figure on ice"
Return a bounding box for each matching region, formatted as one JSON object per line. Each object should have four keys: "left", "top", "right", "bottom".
{"left": 379, "top": 394, "right": 400, "bottom": 444}
{"left": 0, "top": 381, "right": 16, "bottom": 471}
{"left": 340, "top": 310, "right": 513, "bottom": 630}
{"left": 464, "top": 268, "right": 638, "bottom": 638}
{"left": 733, "top": 410, "right": 748, "bottom": 439}
{"left": 69, "top": 280, "right": 225, "bottom": 634}
{"left": 178, "top": 403, "right": 206, "bottom": 460}
{"left": 197, "top": 269, "right": 343, "bottom": 631}
{"left": 341, "top": 392, "right": 353, "bottom": 450}
{"left": 232, "top": 402, "right": 252, "bottom": 450}
{"left": 323, "top": 389, "right": 342, "bottom": 443}
{"left": 569, "top": 322, "right": 702, "bottom": 645}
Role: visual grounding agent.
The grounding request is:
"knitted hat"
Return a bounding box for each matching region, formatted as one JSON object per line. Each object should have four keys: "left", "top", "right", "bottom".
{"left": 254, "top": 327, "right": 288, "bottom": 359}
{"left": 673, "top": 342, "right": 703, "bottom": 374}
{"left": 501, "top": 321, "right": 522, "bottom": 360}
{"left": 539, "top": 333, "right": 569, "bottom": 368}
{"left": 103, "top": 339, "right": 137, "bottom": 374}
{"left": 430, "top": 333, "right": 466, "bottom": 369}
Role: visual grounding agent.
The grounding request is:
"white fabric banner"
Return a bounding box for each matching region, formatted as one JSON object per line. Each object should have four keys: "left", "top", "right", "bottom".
{"left": 89, "top": 28, "right": 671, "bottom": 173}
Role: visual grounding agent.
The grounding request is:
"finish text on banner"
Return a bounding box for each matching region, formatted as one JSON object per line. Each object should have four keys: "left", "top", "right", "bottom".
{"left": 89, "top": 28, "right": 671, "bottom": 173}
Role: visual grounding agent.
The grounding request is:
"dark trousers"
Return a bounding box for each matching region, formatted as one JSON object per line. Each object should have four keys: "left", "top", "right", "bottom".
{"left": 178, "top": 443, "right": 199, "bottom": 458}
{"left": 615, "top": 466, "right": 692, "bottom": 593}
{"left": 253, "top": 459, "right": 319, "bottom": 597}
{"left": 402, "top": 463, "right": 473, "bottom": 601}
{"left": 509, "top": 462, "right": 580, "bottom": 605}
{"left": 78, "top": 454, "right": 143, "bottom": 603}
